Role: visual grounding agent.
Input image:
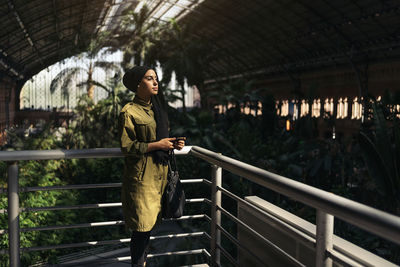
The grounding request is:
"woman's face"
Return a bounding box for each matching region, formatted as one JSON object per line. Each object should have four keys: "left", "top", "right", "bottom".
{"left": 137, "top": 69, "right": 158, "bottom": 99}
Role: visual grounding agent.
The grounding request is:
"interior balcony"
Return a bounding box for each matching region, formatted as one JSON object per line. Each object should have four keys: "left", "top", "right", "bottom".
{"left": 0, "top": 146, "right": 399, "bottom": 266}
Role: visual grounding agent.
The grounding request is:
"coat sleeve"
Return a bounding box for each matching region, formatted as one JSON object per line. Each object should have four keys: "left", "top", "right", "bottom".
{"left": 119, "top": 111, "right": 149, "bottom": 157}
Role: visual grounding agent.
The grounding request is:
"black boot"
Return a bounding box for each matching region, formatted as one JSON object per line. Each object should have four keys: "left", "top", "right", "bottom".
{"left": 130, "top": 231, "right": 151, "bottom": 267}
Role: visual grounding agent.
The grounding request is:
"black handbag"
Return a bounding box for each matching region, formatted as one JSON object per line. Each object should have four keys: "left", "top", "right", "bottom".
{"left": 162, "top": 151, "right": 185, "bottom": 218}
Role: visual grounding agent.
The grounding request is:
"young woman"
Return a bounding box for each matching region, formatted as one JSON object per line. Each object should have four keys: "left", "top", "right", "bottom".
{"left": 119, "top": 66, "right": 185, "bottom": 267}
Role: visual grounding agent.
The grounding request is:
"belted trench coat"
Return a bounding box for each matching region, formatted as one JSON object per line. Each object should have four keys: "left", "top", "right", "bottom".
{"left": 119, "top": 96, "right": 168, "bottom": 232}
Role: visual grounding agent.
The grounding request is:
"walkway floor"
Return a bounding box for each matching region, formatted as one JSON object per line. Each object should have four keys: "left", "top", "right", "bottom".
{"left": 59, "top": 220, "right": 206, "bottom": 266}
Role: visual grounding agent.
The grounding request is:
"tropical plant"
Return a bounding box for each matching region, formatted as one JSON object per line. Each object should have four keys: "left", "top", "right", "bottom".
{"left": 358, "top": 101, "right": 400, "bottom": 214}
{"left": 149, "top": 20, "right": 213, "bottom": 110}
{"left": 50, "top": 58, "right": 121, "bottom": 104}
{"left": 65, "top": 82, "right": 132, "bottom": 150}
{"left": 106, "top": 4, "right": 160, "bottom": 70}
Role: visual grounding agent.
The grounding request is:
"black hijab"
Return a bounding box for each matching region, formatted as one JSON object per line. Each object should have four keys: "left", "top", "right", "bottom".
{"left": 123, "top": 66, "right": 170, "bottom": 165}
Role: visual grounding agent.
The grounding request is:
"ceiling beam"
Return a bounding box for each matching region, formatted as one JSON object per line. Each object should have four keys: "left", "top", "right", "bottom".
{"left": 0, "top": 2, "right": 88, "bottom": 42}
{"left": 152, "top": 0, "right": 178, "bottom": 21}
{"left": 7, "top": 0, "right": 45, "bottom": 68}
{"left": 0, "top": 47, "right": 24, "bottom": 79}
{"left": 18, "top": 33, "right": 80, "bottom": 66}
{"left": 93, "top": 0, "right": 113, "bottom": 35}
{"left": 146, "top": 0, "right": 164, "bottom": 20}
{"left": 53, "top": 0, "right": 61, "bottom": 55}
{"left": 174, "top": 0, "right": 204, "bottom": 21}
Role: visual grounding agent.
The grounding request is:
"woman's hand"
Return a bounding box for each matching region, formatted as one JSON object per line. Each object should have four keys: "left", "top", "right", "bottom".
{"left": 146, "top": 137, "right": 185, "bottom": 152}
{"left": 157, "top": 137, "right": 176, "bottom": 151}
{"left": 173, "top": 138, "right": 186, "bottom": 150}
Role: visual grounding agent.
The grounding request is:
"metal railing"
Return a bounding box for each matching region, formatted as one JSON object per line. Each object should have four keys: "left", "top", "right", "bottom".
{"left": 1, "top": 146, "right": 400, "bottom": 266}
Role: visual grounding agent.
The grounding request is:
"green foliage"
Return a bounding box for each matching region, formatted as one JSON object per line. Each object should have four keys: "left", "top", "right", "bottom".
{"left": 65, "top": 77, "right": 132, "bottom": 149}
{"left": 4, "top": 123, "right": 63, "bottom": 151}
{"left": 151, "top": 19, "right": 212, "bottom": 111}
{"left": 105, "top": 4, "right": 161, "bottom": 69}
{"left": 0, "top": 159, "right": 78, "bottom": 265}
{"left": 358, "top": 101, "right": 400, "bottom": 214}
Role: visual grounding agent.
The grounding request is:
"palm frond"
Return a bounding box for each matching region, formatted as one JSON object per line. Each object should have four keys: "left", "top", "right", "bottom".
{"left": 93, "top": 61, "right": 121, "bottom": 73}
{"left": 78, "top": 80, "right": 111, "bottom": 95}
{"left": 372, "top": 103, "right": 396, "bottom": 180}
{"left": 358, "top": 131, "right": 394, "bottom": 196}
{"left": 91, "top": 81, "right": 111, "bottom": 94}
{"left": 50, "top": 67, "right": 84, "bottom": 94}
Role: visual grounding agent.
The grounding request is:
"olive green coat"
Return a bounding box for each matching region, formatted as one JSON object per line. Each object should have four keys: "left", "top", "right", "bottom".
{"left": 119, "top": 97, "right": 168, "bottom": 232}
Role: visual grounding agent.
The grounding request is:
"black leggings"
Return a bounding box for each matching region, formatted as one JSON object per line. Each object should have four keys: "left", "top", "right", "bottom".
{"left": 130, "top": 231, "right": 151, "bottom": 267}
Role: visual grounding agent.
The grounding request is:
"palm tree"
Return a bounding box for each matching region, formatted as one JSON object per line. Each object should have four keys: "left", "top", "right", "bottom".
{"left": 50, "top": 59, "right": 121, "bottom": 105}
{"left": 106, "top": 4, "right": 160, "bottom": 70}
{"left": 152, "top": 20, "right": 212, "bottom": 110}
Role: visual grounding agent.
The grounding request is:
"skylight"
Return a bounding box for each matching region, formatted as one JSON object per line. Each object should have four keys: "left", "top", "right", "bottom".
{"left": 134, "top": 0, "right": 205, "bottom": 22}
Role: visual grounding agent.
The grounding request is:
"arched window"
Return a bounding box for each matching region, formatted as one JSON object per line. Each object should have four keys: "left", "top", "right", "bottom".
{"left": 256, "top": 101, "right": 262, "bottom": 116}
{"left": 324, "top": 98, "right": 334, "bottom": 118}
{"left": 396, "top": 105, "right": 400, "bottom": 119}
{"left": 281, "top": 100, "right": 289, "bottom": 116}
{"left": 300, "top": 100, "right": 309, "bottom": 117}
{"left": 275, "top": 101, "right": 280, "bottom": 116}
{"left": 351, "top": 97, "right": 362, "bottom": 119}
{"left": 337, "top": 97, "right": 348, "bottom": 119}
{"left": 312, "top": 99, "right": 321, "bottom": 118}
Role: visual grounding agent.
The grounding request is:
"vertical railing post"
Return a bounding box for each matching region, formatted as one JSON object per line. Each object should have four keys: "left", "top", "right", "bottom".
{"left": 8, "top": 162, "right": 20, "bottom": 267}
{"left": 211, "top": 164, "right": 222, "bottom": 266}
{"left": 316, "top": 210, "right": 334, "bottom": 267}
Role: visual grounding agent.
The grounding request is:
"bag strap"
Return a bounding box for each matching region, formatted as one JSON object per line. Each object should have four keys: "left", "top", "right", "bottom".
{"left": 168, "top": 150, "right": 178, "bottom": 172}
{"left": 168, "top": 150, "right": 178, "bottom": 171}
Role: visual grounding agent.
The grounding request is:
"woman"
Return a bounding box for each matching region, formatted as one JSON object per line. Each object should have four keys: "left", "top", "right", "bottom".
{"left": 119, "top": 66, "right": 185, "bottom": 267}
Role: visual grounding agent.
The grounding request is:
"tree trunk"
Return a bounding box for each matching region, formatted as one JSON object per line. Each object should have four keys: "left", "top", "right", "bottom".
{"left": 197, "top": 82, "right": 209, "bottom": 110}
{"left": 87, "top": 84, "right": 95, "bottom": 100}
{"left": 180, "top": 85, "right": 186, "bottom": 114}
{"left": 66, "top": 94, "right": 70, "bottom": 128}
{"left": 87, "top": 62, "right": 95, "bottom": 100}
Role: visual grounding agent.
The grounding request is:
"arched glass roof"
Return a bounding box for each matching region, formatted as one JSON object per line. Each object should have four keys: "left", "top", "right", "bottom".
{"left": 1, "top": 0, "right": 399, "bottom": 84}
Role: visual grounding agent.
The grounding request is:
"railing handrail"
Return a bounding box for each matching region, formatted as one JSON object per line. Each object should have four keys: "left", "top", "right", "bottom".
{"left": 0, "top": 147, "right": 191, "bottom": 161}
{"left": 0, "top": 148, "right": 122, "bottom": 161}
{"left": 189, "top": 146, "right": 400, "bottom": 246}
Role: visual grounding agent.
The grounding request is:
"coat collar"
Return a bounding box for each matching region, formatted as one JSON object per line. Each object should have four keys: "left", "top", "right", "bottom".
{"left": 133, "top": 96, "right": 152, "bottom": 110}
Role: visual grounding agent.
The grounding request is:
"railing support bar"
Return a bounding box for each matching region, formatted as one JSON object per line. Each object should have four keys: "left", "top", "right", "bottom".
{"left": 8, "top": 162, "right": 20, "bottom": 267}
{"left": 211, "top": 163, "right": 222, "bottom": 266}
{"left": 316, "top": 210, "right": 334, "bottom": 267}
